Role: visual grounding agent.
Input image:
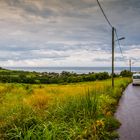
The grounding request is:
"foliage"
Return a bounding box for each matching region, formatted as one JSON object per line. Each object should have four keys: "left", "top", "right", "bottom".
{"left": 0, "top": 69, "right": 110, "bottom": 84}
{"left": 0, "top": 78, "right": 131, "bottom": 140}
{"left": 120, "top": 70, "right": 132, "bottom": 77}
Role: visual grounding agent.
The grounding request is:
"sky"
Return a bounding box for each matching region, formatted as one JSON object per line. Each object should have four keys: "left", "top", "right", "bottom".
{"left": 0, "top": 0, "right": 140, "bottom": 67}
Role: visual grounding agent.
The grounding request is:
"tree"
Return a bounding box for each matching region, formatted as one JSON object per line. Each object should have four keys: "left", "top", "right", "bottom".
{"left": 120, "top": 70, "right": 132, "bottom": 77}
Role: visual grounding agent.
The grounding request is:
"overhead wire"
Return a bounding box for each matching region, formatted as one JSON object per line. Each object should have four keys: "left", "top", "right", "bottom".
{"left": 96, "top": 0, "right": 128, "bottom": 66}
{"left": 96, "top": 0, "right": 113, "bottom": 28}
{"left": 114, "top": 29, "right": 128, "bottom": 65}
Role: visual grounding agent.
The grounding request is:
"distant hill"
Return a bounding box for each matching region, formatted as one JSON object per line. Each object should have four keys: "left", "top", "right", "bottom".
{"left": 0, "top": 67, "right": 6, "bottom": 70}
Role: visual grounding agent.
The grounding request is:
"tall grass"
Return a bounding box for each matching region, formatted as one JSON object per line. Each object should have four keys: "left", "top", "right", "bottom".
{"left": 0, "top": 78, "right": 131, "bottom": 140}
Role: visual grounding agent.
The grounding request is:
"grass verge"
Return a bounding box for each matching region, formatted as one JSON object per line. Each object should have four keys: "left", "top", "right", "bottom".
{"left": 0, "top": 78, "right": 131, "bottom": 140}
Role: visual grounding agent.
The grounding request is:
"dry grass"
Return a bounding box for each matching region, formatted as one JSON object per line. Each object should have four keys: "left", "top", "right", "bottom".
{"left": 24, "top": 90, "right": 51, "bottom": 110}
{"left": 0, "top": 78, "right": 131, "bottom": 140}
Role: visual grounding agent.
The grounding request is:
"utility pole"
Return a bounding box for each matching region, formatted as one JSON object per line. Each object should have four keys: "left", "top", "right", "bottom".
{"left": 96, "top": 0, "right": 125, "bottom": 88}
{"left": 129, "top": 59, "right": 131, "bottom": 72}
{"left": 112, "top": 27, "right": 115, "bottom": 88}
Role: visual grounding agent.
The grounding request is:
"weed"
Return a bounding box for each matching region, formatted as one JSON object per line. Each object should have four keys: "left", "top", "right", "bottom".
{"left": 0, "top": 78, "right": 131, "bottom": 139}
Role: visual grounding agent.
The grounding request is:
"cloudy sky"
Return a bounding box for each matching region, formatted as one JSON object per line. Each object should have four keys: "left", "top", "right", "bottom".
{"left": 0, "top": 0, "right": 140, "bottom": 67}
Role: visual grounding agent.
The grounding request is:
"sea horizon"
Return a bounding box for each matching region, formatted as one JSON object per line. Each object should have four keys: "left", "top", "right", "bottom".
{"left": 4, "top": 66, "right": 140, "bottom": 74}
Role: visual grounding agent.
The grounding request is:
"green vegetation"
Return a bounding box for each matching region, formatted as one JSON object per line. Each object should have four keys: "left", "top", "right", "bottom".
{"left": 0, "top": 69, "right": 111, "bottom": 84}
{"left": 120, "top": 70, "right": 132, "bottom": 77}
{"left": 0, "top": 78, "right": 131, "bottom": 140}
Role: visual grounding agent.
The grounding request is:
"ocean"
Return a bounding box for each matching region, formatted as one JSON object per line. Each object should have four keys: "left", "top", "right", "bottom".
{"left": 5, "top": 67, "right": 140, "bottom": 74}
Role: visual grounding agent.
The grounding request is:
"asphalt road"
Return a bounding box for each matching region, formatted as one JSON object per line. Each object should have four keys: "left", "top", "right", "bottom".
{"left": 115, "top": 84, "right": 140, "bottom": 140}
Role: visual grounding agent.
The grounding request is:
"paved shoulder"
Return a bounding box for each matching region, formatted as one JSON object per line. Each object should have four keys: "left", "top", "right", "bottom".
{"left": 115, "top": 84, "right": 140, "bottom": 140}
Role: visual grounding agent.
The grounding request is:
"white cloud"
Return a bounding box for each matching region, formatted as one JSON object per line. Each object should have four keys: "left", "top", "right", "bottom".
{"left": 0, "top": 0, "right": 140, "bottom": 67}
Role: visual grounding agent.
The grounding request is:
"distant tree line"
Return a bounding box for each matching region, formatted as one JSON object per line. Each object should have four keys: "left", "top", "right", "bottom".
{"left": 0, "top": 69, "right": 132, "bottom": 84}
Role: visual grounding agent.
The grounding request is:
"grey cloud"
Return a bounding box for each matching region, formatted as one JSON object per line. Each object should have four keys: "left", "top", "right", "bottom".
{"left": 0, "top": 0, "right": 140, "bottom": 66}
{"left": 3, "top": 0, "right": 97, "bottom": 19}
{"left": 115, "top": 57, "right": 127, "bottom": 61}
{"left": 0, "top": 49, "right": 70, "bottom": 61}
{"left": 93, "top": 58, "right": 110, "bottom": 62}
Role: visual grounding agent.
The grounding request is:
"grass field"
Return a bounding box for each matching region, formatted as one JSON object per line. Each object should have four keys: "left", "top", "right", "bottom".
{"left": 0, "top": 78, "right": 131, "bottom": 140}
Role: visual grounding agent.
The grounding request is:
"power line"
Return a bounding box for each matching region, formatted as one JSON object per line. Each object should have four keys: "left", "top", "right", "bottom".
{"left": 115, "top": 29, "right": 128, "bottom": 65}
{"left": 115, "top": 30, "right": 125, "bottom": 58}
{"left": 97, "top": 0, "right": 129, "bottom": 68}
{"left": 96, "top": 0, "right": 113, "bottom": 28}
{"left": 132, "top": 59, "right": 140, "bottom": 64}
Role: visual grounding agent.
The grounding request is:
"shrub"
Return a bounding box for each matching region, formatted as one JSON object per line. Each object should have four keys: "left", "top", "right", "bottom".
{"left": 120, "top": 70, "right": 132, "bottom": 77}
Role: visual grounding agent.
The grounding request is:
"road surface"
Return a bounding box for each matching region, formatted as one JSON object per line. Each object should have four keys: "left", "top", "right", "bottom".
{"left": 115, "top": 84, "right": 140, "bottom": 140}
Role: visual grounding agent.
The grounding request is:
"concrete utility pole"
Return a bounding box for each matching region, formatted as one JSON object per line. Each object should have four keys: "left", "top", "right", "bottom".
{"left": 112, "top": 27, "right": 115, "bottom": 88}
{"left": 129, "top": 59, "right": 131, "bottom": 72}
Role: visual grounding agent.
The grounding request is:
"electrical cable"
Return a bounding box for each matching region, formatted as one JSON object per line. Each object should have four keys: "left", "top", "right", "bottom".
{"left": 97, "top": 0, "right": 129, "bottom": 66}
{"left": 115, "top": 29, "right": 128, "bottom": 66}
{"left": 96, "top": 0, "right": 113, "bottom": 28}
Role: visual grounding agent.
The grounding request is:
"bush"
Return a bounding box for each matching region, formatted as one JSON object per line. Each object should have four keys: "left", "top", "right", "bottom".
{"left": 0, "top": 69, "right": 111, "bottom": 84}
{"left": 120, "top": 70, "right": 132, "bottom": 77}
